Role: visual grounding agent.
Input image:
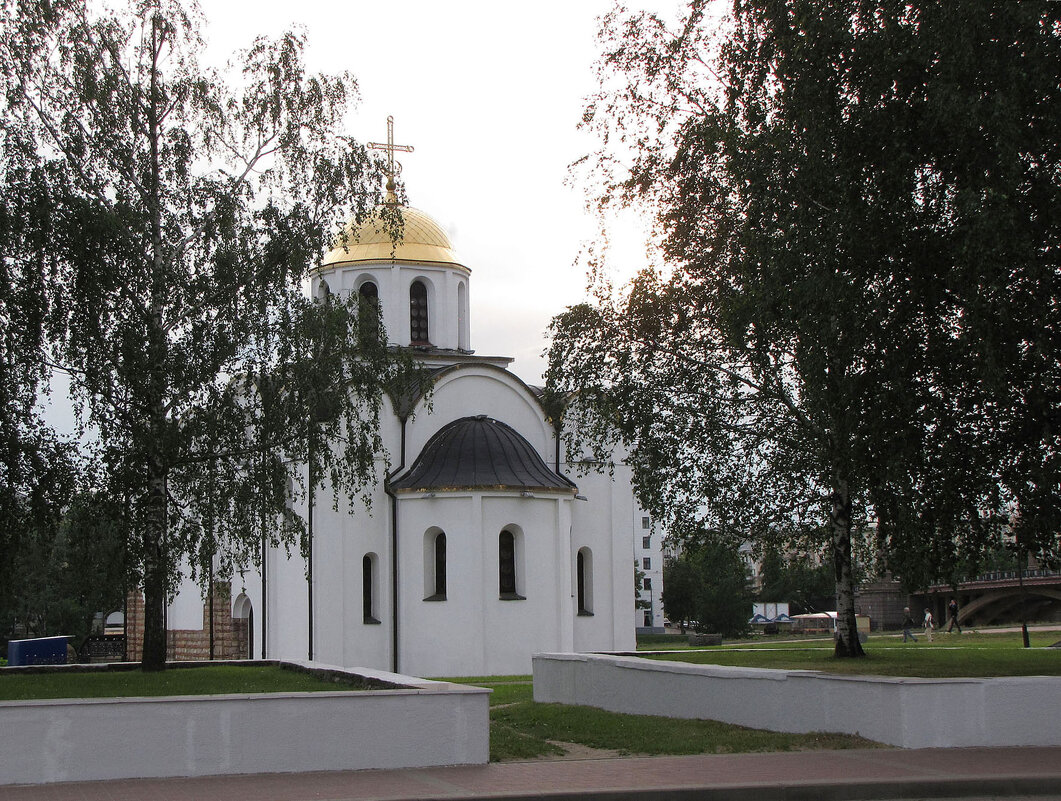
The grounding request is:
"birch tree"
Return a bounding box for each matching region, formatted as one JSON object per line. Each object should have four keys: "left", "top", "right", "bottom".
{"left": 1, "top": 0, "right": 412, "bottom": 669}
{"left": 548, "top": 0, "right": 1060, "bottom": 656}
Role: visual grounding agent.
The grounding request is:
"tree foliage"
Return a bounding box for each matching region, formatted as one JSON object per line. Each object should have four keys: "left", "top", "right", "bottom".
{"left": 0, "top": 0, "right": 415, "bottom": 669}
{"left": 0, "top": 490, "right": 127, "bottom": 653}
{"left": 660, "top": 555, "right": 697, "bottom": 633}
{"left": 548, "top": 1, "right": 1060, "bottom": 657}
{"left": 0, "top": 434, "right": 82, "bottom": 650}
{"left": 633, "top": 560, "right": 652, "bottom": 610}
{"left": 662, "top": 536, "right": 753, "bottom": 638}
{"left": 0, "top": 47, "right": 71, "bottom": 612}
{"left": 757, "top": 547, "right": 833, "bottom": 615}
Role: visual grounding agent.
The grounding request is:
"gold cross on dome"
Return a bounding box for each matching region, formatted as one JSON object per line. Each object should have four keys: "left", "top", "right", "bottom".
{"left": 368, "top": 115, "right": 414, "bottom": 201}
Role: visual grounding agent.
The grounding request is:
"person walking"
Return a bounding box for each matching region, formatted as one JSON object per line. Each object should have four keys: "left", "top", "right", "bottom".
{"left": 947, "top": 598, "right": 962, "bottom": 634}
{"left": 902, "top": 607, "right": 917, "bottom": 642}
{"left": 924, "top": 608, "right": 934, "bottom": 642}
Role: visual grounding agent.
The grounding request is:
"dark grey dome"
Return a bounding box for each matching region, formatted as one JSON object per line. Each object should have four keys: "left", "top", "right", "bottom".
{"left": 390, "top": 416, "right": 576, "bottom": 493}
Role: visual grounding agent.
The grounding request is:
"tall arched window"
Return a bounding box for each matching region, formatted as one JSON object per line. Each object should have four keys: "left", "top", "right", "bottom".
{"left": 434, "top": 532, "right": 447, "bottom": 597}
{"left": 576, "top": 548, "right": 593, "bottom": 616}
{"left": 363, "top": 554, "right": 380, "bottom": 624}
{"left": 424, "top": 530, "right": 447, "bottom": 600}
{"left": 316, "top": 278, "right": 331, "bottom": 303}
{"left": 499, "top": 529, "right": 524, "bottom": 600}
{"left": 358, "top": 281, "right": 380, "bottom": 342}
{"left": 410, "top": 280, "right": 429, "bottom": 344}
{"left": 457, "top": 281, "right": 469, "bottom": 350}
{"left": 359, "top": 281, "right": 379, "bottom": 304}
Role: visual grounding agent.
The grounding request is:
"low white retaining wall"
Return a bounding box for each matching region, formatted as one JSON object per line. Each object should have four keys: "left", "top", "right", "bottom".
{"left": 533, "top": 652, "right": 1061, "bottom": 749}
{"left": 0, "top": 661, "right": 489, "bottom": 785}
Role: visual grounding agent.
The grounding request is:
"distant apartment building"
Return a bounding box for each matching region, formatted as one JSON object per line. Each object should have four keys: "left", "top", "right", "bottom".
{"left": 634, "top": 511, "right": 665, "bottom": 633}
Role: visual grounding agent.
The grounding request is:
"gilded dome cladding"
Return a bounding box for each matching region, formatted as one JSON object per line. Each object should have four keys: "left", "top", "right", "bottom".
{"left": 322, "top": 205, "right": 466, "bottom": 270}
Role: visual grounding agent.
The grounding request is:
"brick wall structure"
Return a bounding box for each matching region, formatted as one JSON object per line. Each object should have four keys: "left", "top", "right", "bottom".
{"left": 124, "top": 591, "right": 144, "bottom": 662}
{"left": 125, "top": 582, "right": 249, "bottom": 663}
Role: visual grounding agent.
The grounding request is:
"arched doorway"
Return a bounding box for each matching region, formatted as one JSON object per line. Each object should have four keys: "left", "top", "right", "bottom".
{"left": 232, "top": 593, "right": 253, "bottom": 660}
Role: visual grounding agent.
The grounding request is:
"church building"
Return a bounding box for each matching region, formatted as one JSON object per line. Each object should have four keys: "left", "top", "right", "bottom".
{"left": 144, "top": 133, "right": 661, "bottom": 677}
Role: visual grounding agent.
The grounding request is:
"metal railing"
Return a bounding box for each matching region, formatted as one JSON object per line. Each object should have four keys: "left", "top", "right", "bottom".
{"left": 964, "top": 568, "right": 1059, "bottom": 584}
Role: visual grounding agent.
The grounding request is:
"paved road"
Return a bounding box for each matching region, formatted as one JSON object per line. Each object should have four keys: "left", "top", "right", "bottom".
{"left": 2, "top": 746, "right": 1060, "bottom": 801}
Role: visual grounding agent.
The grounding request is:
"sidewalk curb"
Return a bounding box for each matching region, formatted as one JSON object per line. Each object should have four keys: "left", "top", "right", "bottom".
{"left": 434, "top": 775, "right": 1061, "bottom": 801}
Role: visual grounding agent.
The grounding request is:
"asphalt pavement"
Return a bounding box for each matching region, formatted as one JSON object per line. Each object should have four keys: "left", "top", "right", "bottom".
{"left": 2, "top": 746, "right": 1060, "bottom": 801}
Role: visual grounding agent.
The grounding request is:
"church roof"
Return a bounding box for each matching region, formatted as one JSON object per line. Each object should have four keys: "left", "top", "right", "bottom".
{"left": 390, "top": 416, "right": 576, "bottom": 494}
{"left": 321, "top": 205, "right": 467, "bottom": 271}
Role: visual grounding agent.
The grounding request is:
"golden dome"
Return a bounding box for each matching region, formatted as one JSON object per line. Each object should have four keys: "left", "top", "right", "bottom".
{"left": 322, "top": 205, "right": 467, "bottom": 271}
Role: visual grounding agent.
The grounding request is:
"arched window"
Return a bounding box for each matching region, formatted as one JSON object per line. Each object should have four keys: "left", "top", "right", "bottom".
{"left": 359, "top": 281, "right": 379, "bottom": 304}
{"left": 424, "top": 530, "right": 446, "bottom": 601}
{"left": 434, "top": 532, "right": 447, "bottom": 597}
{"left": 363, "top": 554, "right": 380, "bottom": 624}
{"left": 316, "top": 278, "right": 331, "bottom": 303}
{"left": 577, "top": 547, "right": 593, "bottom": 616}
{"left": 499, "top": 529, "right": 524, "bottom": 600}
{"left": 410, "top": 280, "right": 429, "bottom": 344}
{"left": 358, "top": 281, "right": 380, "bottom": 342}
{"left": 457, "top": 281, "right": 469, "bottom": 350}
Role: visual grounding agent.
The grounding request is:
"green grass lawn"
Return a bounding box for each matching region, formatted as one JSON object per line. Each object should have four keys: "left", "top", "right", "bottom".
{"left": 638, "top": 630, "right": 1061, "bottom": 677}
{"left": 443, "top": 676, "right": 881, "bottom": 762}
{"left": 637, "top": 632, "right": 836, "bottom": 650}
{"left": 0, "top": 665, "right": 376, "bottom": 701}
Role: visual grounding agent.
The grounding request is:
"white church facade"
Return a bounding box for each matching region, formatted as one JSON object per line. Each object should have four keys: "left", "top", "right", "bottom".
{"left": 150, "top": 187, "right": 660, "bottom": 677}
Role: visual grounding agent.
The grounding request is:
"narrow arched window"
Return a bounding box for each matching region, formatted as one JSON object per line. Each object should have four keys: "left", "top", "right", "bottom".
{"left": 432, "top": 531, "right": 447, "bottom": 599}
{"left": 576, "top": 548, "right": 593, "bottom": 616}
{"left": 434, "top": 532, "right": 446, "bottom": 597}
{"left": 457, "top": 281, "right": 469, "bottom": 350}
{"left": 410, "top": 280, "right": 429, "bottom": 344}
{"left": 316, "top": 278, "right": 331, "bottom": 303}
{"left": 359, "top": 281, "right": 379, "bottom": 304}
{"left": 363, "top": 554, "right": 380, "bottom": 624}
{"left": 499, "top": 529, "right": 524, "bottom": 599}
{"left": 358, "top": 281, "right": 380, "bottom": 342}
{"left": 423, "top": 529, "right": 447, "bottom": 601}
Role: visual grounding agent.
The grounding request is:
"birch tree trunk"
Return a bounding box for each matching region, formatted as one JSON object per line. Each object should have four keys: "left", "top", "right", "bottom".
{"left": 140, "top": 15, "right": 169, "bottom": 672}
{"left": 831, "top": 469, "right": 864, "bottom": 657}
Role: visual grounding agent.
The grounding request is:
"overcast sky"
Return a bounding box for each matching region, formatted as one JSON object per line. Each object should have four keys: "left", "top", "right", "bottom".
{"left": 198, "top": 0, "right": 674, "bottom": 384}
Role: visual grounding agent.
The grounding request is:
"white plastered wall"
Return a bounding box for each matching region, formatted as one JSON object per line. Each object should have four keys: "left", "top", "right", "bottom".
{"left": 314, "top": 261, "right": 470, "bottom": 351}
{"left": 404, "top": 367, "right": 555, "bottom": 464}
{"left": 395, "top": 492, "right": 575, "bottom": 677}
{"left": 167, "top": 570, "right": 207, "bottom": 630}
{"left": 568, "top": 465, "right": 637, "bottom": 653}
{"left": 213, "top": 365, "right": 641, "bottom": 677}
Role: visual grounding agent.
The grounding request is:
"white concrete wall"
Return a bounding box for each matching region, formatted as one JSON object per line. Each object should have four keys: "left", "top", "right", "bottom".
{"left": 309, "top": 485, "right": 393, "bottom": 672}
{"left": 0, "top": 663, "right": 489, "bottom": 785}
{"left": 259, "top": 537, "right": 310, "bottom": 664}
{"left": 568, "top": 468, "right": 637, "bottom": 654}
{"left": 167, "top": 571, "right": 207, "bottom": 630}
{"left": 405, "top": 367, "right": 554, "bottom": 461}
{"left": 323, "top": 261, "right": 468, "bottom": 351}
{"left": 533, "top": 652, "right": 1061, "bottom": 749}
{"left": 396, "top": 492, "right": 576, "bottom": 677}
{"left": 229, "top": 365, "right": 640, "bottom": 678}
